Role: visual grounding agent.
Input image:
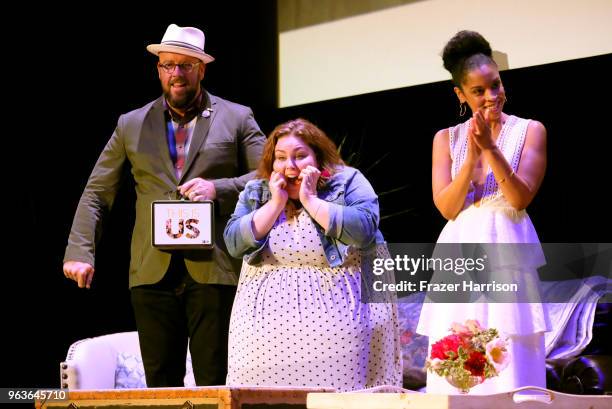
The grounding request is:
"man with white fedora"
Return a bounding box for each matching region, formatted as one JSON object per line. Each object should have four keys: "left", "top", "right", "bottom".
{"left": 63, "top": 23, "right": 265, "bottom": 387}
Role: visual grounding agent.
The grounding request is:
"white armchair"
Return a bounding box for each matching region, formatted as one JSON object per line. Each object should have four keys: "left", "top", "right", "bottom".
{"left": 60, "top": 331, "right": 195, "bottom": 389}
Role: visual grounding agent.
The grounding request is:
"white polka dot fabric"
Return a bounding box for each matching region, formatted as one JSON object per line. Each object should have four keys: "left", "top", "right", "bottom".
{"left": 227, "top": 208, "right": 401, "bottom": 391}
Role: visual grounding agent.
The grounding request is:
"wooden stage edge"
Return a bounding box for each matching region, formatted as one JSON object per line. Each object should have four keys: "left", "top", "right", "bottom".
{"left": 36, "top": 386, "right": 333, "bottom": 408}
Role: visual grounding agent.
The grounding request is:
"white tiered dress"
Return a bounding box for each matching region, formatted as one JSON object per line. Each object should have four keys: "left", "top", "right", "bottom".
{"left": 227, "top": 207, "right": 402, "bottom": 391}
{"left": 417, "top": 115, "right": 551, "bottom": 394}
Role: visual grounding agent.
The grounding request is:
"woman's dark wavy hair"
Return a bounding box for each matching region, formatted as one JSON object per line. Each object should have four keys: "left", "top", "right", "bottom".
{"left": 257, "top": 118, "right": 344, "bottom": 185}
{"left": 442, "top": 30, "right": 496, "bottom": 87}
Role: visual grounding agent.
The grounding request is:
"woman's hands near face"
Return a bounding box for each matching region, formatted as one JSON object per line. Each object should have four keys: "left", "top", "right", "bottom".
{"left": 269, "top": 171, "right": 288, "bottom": 205}
{"left": 299, "top": 165, "right": 321, "bottom": 205}
{"left": 269, "top": 164, "right": 320, "bottom": 206}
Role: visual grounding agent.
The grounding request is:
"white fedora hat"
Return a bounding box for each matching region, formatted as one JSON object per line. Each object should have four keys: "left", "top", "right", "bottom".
{"left": 147, "top": 24, "right": 215, "bottom": 64}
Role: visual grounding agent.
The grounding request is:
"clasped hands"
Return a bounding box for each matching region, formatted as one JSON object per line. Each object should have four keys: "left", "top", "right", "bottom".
{"left": 467, "top": 107, "right": 497, "bottom": 161}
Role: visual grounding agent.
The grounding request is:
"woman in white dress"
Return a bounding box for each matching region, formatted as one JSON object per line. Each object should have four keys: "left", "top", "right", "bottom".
{"left": 417, "top": 31, "right": 550, "bottom": 394}
{"left": 224, "top": 118, "right": 401, "bottom": 391}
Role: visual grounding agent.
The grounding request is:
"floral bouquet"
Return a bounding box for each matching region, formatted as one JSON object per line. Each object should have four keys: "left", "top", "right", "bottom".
{"left": 425, "top": 319, "right": 509, "bottom": 393}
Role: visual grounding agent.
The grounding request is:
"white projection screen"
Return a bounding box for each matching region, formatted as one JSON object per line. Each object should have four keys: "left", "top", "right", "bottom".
{"left": 278, "top": 0, "right": 612, "bottom": 108}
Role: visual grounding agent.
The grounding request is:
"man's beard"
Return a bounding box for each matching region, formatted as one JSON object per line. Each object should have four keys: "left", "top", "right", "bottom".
{"left": 164, "top": 83, "right": 198, "bottom": 110}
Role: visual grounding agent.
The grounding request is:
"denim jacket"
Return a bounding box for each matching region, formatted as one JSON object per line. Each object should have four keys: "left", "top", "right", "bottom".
{"left": 223, "top": 166, "right": 384, "bottom": 267}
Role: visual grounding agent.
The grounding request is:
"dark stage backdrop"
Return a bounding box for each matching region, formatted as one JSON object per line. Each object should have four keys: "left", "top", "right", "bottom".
{"left": 6, "top": 2, "right": 610, "bottom": 389}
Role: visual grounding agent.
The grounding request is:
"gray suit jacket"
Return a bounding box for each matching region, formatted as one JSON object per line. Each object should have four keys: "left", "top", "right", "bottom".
{"left": 64, "top": 91, "right": 265, "bottom": 287}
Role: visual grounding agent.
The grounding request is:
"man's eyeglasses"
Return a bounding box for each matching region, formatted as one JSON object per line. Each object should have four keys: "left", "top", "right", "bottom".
{"left": 158, "top": 62, "right": 201, "bottom": 74}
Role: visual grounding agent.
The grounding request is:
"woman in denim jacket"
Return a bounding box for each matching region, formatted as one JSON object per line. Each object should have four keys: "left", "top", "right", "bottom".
{"left": 224, "top": 118, "right": 401, "bottom": 391}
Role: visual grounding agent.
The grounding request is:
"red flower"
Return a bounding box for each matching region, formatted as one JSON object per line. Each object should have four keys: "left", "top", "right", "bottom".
{"left": 430, "top": 334, "right": 465, "bottom": 360}
{"left": 464, "top": 351, "right": 487, "bottom": 377}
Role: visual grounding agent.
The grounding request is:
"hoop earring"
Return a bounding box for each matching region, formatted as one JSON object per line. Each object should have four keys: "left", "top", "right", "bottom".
{"left": 459, "top": 102, "right": 467, "bottom": 117}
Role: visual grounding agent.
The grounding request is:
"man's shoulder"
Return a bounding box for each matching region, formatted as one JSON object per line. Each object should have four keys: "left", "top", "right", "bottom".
{"left": 208, "top": 92, "right": 252, "bottom": 115}
{"left": 120, "top": 97, "right": 162, "bottom": 122}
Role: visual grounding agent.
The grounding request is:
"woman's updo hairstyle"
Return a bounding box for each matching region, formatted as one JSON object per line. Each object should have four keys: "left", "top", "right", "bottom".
{"left": 442, "top": 30, "right": 496, "bottom": 87}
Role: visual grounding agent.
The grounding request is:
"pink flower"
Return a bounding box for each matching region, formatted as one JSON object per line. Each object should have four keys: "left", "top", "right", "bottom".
{"left": 450, "top": 319, "right": 482, "bottom": 336}
{"left": 486, "top": 338, "right": 510, "bottom": 373}
{"left": 450, "top": 322, "right": 470, "bottom": 335}
{"left": 465, "top": 319, "right": 483, "bottom": 333}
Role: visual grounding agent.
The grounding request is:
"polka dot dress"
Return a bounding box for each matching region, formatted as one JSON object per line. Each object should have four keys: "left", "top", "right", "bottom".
{"left": 227, "top": 207, "right": 402, "bottom": 391}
